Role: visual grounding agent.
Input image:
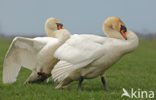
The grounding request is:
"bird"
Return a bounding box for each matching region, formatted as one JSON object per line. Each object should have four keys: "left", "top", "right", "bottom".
{"left": 52, "top": 16, "right": 139, "bottom": 90}
{"left": 2, "top": 17, "right": 70, "bottom": 84}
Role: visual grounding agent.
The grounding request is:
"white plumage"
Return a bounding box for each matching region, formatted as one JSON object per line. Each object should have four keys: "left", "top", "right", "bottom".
{"left": 52, "top": 17, "right": 139, "bottom": 89}
{"left": 54, "top": 34, "right": 106, "bottom": 64}
{"left": 3, "top": 37, "right": 58, "bottom": 83}
{"left": 3, "top": 17, "right": 71, "bottom": 84}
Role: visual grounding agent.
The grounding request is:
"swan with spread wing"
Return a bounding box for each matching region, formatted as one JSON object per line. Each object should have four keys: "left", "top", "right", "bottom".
{"left": 3, "top": 17, "right": 70, "bottom": 84}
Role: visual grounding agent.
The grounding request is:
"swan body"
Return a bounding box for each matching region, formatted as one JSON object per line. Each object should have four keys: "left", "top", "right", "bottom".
{"left": 3, "top": 18, "right": 70, "bottom": 84}
{"left": 52, "top": 16, "right": 139, "bottom": 89}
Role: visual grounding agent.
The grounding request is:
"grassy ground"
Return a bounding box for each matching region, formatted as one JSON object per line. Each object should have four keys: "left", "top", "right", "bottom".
{"left": 0, "top": 39, "right": 156, "bottom": 100}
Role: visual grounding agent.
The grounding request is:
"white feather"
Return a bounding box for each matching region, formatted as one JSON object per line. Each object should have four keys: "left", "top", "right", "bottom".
{"left": 54, "top": 34, "right": 107, "bottom": 64}
{"left": 3, "top": 37, "right": 58, "bottom": 84}
{"left": 52, "top": 34, "right": 109, "bottom": 83}
{"left": 52, "top": 31, "right": 138, "bottom": 88}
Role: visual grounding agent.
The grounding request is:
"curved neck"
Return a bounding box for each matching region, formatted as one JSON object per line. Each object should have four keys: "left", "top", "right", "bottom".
{"left": 103, "top": 23, "right": 125, "bottom": 40}
{"left": 53, "top": 29, "right": 71, "bottom": 43}
{"left": 103, "top": 24, "right": 138, "bottom": 53}
{"left": 121, "top": 31, "right": 139, "bottom": 54}
{"left": 45, "top": 27, "right": 56, "bottom": 37}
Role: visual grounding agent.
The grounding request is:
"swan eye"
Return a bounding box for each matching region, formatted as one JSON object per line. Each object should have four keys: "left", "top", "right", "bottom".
{"left": 56, "top": 23, "right": 63, "bottom": 30}
{"left": 120, "top": 25, "right": 127, "bottom": 40}
{"left": 56, "top": 23, "right": 63, "bottom": 27}
{"left": 120, "top": 25, "right": 127, "bottom": 32}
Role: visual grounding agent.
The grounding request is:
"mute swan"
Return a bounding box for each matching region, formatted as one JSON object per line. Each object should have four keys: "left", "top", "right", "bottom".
{"left": 52, "top": 16, "right": 139, "bottom": 90}
{"left": 3, "top": 17, "right": 70, "bottom": 84}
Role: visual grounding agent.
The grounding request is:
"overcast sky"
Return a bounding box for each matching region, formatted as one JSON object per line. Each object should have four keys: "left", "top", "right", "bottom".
{"left": 0, "top": 0, "right": 156, "bottom": 35}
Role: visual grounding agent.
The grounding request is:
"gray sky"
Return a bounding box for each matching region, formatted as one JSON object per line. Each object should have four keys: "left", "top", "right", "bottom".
{"left": 0, "top": 0, "right": 156, "bottom": 35}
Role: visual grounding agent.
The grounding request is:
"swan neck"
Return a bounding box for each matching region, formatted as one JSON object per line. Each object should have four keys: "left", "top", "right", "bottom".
{"left": 122, "top": 31, "right": 139, "bottom": 54}
{"left": 54, "top": 29, "right": 70, "bottom": 43}
{"left": 45, "top": 27, "right": 55, "bottom": 37}
{"left": 103, "top": 24, "right": 124, "bottom": 39}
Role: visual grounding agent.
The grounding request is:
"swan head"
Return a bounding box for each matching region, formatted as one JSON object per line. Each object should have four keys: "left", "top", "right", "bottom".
{"left": 45, "top": 17, "right": 63, "bottom": 37}
{"left": 103, "top": 16, "right": 127, "bottom": 40}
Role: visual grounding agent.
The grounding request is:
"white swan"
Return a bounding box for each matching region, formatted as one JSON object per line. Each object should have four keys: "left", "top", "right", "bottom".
{"left": 52, "top": 16, "right": 139, "bottom": 89}
{"left": 3, "top": 17, "right": 70, "bottom": 84}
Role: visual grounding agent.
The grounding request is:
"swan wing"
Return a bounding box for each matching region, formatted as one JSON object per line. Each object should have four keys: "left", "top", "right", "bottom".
{"left": 52, "top": 34, "right": 109, "bottom": 83}
{"left": 3, "top": 37, "right": 55, "bottom": 84}
{"left": 54, "top": 34, "right": 107, "bottom": 64}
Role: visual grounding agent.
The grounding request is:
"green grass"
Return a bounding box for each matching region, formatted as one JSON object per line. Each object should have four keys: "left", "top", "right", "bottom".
{"left": 0, "top": 39, "right": 156, "bottom": 100}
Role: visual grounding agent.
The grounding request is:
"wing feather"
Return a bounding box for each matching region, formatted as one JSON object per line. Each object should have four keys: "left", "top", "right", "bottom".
{"left": 52, "top": 34, "right": 108, "bottom": 83}
{"left": 54, "top": 34, "right": 106, "bottom": 64}
{"left": 3, "top": 37, "right": 56, "bottom": 84}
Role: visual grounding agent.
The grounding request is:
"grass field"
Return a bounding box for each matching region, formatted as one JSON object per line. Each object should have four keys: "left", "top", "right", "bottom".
{"left": 0, "top": 39, "right": 156, "bottom": 100}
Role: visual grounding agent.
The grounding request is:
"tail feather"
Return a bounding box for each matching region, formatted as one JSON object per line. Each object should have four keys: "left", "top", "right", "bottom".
{"left": 52, "top": 61, "right": 74, "bottom": 83}
{"left": 52, "top": 59, "right": 93, "bottom": 86}
{"left": 54, "top": 67, "right": 72, "bottom": 83}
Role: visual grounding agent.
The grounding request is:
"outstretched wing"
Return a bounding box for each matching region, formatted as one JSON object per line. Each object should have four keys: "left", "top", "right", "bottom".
{"left": 3, "top": 37, "right": 54, "bottom": 84}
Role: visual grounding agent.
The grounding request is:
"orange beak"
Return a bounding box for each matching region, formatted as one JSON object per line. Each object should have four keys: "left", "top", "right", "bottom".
{"left": 121, "top": 29, "right": 127, "bottom": 40}
{"left": 57, "top": 25, "right": 63, "bottom": 30}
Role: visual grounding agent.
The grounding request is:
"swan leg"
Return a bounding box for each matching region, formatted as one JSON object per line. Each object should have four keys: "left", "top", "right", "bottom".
{"left": 37, "top": 72, "right": 51, "bottom": 82}
{"left": 25, "top": 71, "right": 51, "bottom": 84}
{"left": 101, "top": 76, "right": 109, "bottom": 91}
{"left": 78, "top": 76, "right": 84, "bottom": 90}
{"left": 44, "top": 78, "right": 49, "bottom": 83}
